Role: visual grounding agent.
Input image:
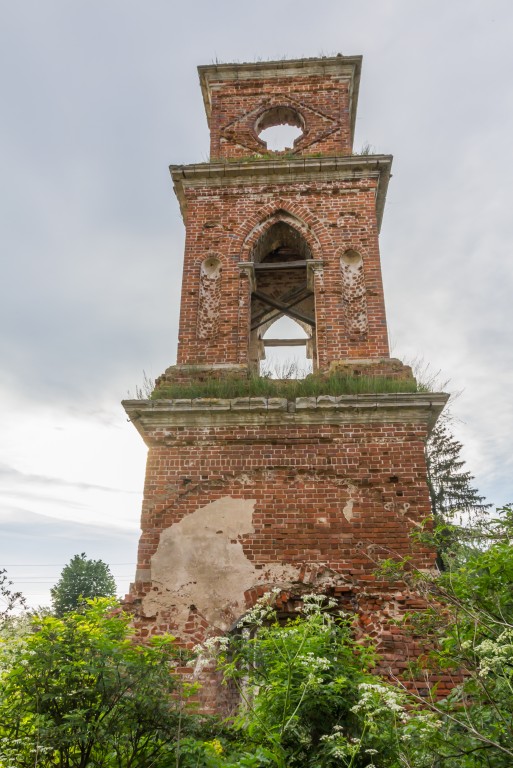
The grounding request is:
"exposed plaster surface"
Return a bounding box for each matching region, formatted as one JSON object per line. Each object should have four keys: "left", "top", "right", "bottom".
{"left": 340, "top": 249, "right": 368, "bottom": 335}
{"left": 342, "top": 483, "right": 357, "bottom": 521}
{"left": 198, "top": 257, "right": 221, "bottom": 339}
{"left": 142, "top": 496, "right": 302, "bottom": 631}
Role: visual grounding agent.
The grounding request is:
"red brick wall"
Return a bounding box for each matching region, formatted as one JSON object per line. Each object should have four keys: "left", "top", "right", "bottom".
{"left": 137, "top": 421, "right": 432, "bottom": 572}
{"left": 127, "top": 415, "right": 441, "bottom": 711}
{"left": 206, "top": 73, "right": 352, "bottom": 161}
{"left": 131, "top": 418, "right": 434, "bottom": 611}
{"left": 176, "top": 180, "right": 390, "bottom": 368}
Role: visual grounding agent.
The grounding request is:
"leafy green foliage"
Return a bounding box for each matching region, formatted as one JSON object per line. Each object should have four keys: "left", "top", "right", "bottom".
{"left": 192, "top": 594, "right": 439, "bottom": 768}
{"left": 0, "top": 598, "right": 205, "bottom": 767}
{"left": 386, "top": 507, "right": 513, "bottom": 767}
{"left": 4, "top": 565, "right": 513, "bottom": 767}
{"left": 51, "top": 552, "right": 117, "bottom": 616}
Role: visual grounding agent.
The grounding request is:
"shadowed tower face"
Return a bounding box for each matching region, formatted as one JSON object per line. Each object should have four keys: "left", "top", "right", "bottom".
{"left": 123, "top": 55, "right": 448, "bottom": 713}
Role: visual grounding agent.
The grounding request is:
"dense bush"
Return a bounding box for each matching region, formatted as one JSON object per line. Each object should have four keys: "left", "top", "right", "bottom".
{"left": 0, "top": 599, "right": 211, "bottom": 768}
{"left": 2, "top": 510, "right": 513, "bottom": 767}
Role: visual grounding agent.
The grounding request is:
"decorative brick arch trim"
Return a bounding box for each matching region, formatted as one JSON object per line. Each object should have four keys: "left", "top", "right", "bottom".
{"left": 336, "top": 242, "right": 370, "bottom": 263}
{"left": 237, "top": 200, "right": 331, "bottom": 262}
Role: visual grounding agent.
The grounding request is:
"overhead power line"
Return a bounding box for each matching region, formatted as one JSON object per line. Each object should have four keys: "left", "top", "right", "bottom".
{"left": 2, "top": 563, "right": 135, "bottom": 567}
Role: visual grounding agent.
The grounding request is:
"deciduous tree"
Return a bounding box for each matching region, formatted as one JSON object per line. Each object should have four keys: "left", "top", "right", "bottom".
{"left": 0, "top": 568, "right": 26, "bottom": 623}
{"left": 50, "top": 552, "right": 117, "bottom": 616}
{"left": 0, "top": 598, "right": 203, "bottom": 768}
{"left": 383, "top": 506, "right": 513, "bottom": 767}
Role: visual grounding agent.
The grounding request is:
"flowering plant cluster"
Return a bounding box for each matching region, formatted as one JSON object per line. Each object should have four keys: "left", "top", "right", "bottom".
{"left": 2, "top": 507, "right": 513, "bottom": 767}
{"left": 191, "top": 593, "right": 442, "bottom": 768}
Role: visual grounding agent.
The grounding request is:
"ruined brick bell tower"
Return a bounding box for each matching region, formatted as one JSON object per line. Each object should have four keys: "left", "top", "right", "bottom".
{"left": 124, "top": 56, "right": 447, "bottom": 695}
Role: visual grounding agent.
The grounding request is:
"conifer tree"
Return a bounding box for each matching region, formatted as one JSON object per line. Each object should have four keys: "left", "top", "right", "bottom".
{"left": 426, "top": 420, "right": 491, "bottom": 567}
{"left": 426, "top": 421, "right": 490, "bottom": 524}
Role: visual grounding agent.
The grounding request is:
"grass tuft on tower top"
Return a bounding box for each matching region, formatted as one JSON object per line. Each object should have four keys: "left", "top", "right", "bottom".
{"left": 150, "top": 372, "right": 421, "bottom": 401}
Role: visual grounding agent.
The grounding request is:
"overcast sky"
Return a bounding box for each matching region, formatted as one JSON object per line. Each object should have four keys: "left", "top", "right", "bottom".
{"left": 1, "top": 0, "right": 512, "bottom": 608}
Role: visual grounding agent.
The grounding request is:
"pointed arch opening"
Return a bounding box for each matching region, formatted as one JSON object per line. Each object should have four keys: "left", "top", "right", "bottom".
{"left": 248, "top": 220, "right": 317, "bottom": 377}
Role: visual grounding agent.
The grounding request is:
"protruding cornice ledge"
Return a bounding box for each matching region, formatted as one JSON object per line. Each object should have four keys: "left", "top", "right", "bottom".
{"left": 122, "top": 392, "right": 449, "bottom": 443}
{"left": 170, "top": 155, "right": 392, "bottom": 185}
{"left": 170, "top": 154, "right": 392, "bottom": 230}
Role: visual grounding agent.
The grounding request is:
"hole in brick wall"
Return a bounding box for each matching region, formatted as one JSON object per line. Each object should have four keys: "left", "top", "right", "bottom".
{"left": 259, "top": 124, "right": 303, "bottom": 151}
{"left": 256, "top": 106, "right": 304, "bottom": 152}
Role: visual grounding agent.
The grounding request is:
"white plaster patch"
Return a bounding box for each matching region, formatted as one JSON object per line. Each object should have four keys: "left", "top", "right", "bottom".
{"left": 400, "top": 503, "right": 411, "bottom": 516}
{"left": 142, "top": 496, "right": 302, "bottom": 631}
{"left": 342, "top": 498, "right": 354, "bottom": 521}
{"left": 197, "top": 256, "right": 221, "bottom": 339}
{"left": 342, "top": 483, "right": 357, "bottom": 521}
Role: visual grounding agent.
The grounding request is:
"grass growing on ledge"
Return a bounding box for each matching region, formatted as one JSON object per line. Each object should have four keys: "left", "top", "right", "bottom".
{"left": 150, "top": 373, "right": 420, "bottom": 401}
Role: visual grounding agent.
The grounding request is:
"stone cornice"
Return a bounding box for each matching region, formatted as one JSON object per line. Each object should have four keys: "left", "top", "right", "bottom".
{"left": 123, "top": 392, "right": 449, "bottom": 445}
{"left": 170, "top": 154, "right": 392, "bottom": 232}
{"left": 198, "top": 56, "right": 362, "bottom": 141}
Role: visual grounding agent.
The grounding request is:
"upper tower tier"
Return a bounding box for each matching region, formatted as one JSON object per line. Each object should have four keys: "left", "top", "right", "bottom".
{"left": 163, "top": 55, "right": 406, "bottom": 378}
{"left": 198, "top": 56, "right": 362, "bottom": 161}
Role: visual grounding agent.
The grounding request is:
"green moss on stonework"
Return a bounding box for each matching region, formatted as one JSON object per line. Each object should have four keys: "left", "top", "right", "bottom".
{"left": 150, "top": 374, "right": 420, "bottom": 401}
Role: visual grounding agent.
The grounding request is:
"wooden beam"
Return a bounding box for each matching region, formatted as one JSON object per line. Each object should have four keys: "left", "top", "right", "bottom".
{"left": 254, "top": 260, "right": 308, "bottom": 270}
{"left": 263, "top": 339, "right": 307, "bottom": 347}
{"left": 252, "top": 290, "right": 315, "bottom": 327}
{"left": 251, "top": 289, "right": 313, "bottom": 331}
{"left": 251, "top": 285, "right": 310, "bottom": 328}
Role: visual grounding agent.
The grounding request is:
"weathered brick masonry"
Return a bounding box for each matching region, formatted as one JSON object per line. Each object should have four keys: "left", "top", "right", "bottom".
{"left": 123, "top": 56, "right": 449, "bottom": 711}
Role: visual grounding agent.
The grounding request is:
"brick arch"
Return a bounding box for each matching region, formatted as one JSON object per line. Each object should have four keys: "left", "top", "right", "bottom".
{"left": 336, "top": 242, "right": 370, "bottom": 263}
{"left": 252, "top": 102, "right": 307, "bottom": 153}
{"left": 197, "top": 253, "right": 223, "bottom": 340}
{"left": 237, "top": 200, "right": 331, "bottom": 262}
{"left": 239, "top": 579, "right": 354, "bottom": 629}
